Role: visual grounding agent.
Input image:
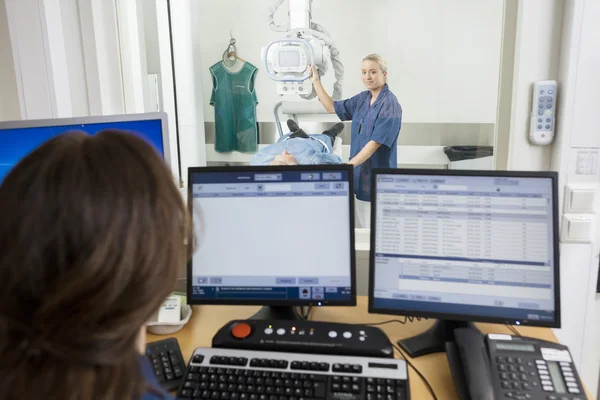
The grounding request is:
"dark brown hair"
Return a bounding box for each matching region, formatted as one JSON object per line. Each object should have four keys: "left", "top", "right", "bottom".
{"left": 0, "top": 130, "right": 190, "bottom": 399}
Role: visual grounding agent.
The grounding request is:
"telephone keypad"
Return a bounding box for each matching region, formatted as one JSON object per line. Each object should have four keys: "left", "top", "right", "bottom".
{"left": 496, "top": 355, "right": 584, "bottom": 399}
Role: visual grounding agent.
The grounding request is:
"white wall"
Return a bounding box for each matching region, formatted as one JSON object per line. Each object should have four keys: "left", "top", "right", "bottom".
{"left": 188, "top": 0, "right": 503, "bottom": 123}
{"left": 506, "top": 0, "right": 564, "bottom": 171}
{"left": 550, "top": 0, "right": 600, "bottom": 394}
{"left": 141, "top": 0, "right": 161, "bottom": 74}
{"left": 0, "top": 0, "right": 21, "bottom": 120}
{"left": 61, "top": 0, "right": 90, "bottom": 117}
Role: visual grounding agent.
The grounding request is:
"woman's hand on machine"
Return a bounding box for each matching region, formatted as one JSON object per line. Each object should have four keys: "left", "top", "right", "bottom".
{"left": 307, "top": 65, "right": 320, "bottom": 83}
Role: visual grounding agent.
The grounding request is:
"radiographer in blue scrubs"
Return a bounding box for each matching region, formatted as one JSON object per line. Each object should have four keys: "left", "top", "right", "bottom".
{"left": 309, "top": 53, "right": 402, "bottom": 227}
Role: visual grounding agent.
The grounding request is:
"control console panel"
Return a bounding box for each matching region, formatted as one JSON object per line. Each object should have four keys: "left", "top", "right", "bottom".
{"left": 212, "top": 320, "right": 394, "bottom": 359}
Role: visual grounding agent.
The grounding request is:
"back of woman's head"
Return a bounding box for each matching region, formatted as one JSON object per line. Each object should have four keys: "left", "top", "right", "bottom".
{"left": 0, "top": 130, "right": 190, "bottom": 400}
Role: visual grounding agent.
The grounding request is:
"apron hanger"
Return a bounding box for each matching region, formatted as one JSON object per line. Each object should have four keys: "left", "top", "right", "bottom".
{"left": 222, "top": 31, "right": 246, "bottom": 66}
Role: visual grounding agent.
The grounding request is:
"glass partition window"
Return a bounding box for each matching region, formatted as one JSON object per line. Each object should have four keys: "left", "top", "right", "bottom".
{"left": 131, "top": 0, "right": 513, "bottom": 228}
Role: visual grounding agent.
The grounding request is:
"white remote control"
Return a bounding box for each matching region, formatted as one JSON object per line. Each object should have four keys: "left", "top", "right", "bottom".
{"left": 529, "top": 80, "right": 557, "bottom": 145}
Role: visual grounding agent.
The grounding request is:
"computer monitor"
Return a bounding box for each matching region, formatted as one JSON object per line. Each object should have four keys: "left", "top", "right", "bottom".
{"left": 0, "top": 112, "right": 173, "bottom": 183}
{"left": 187, "top": 165, "right": 356, "bottom": 320}
{"left": 369, "top": 169, "right": 560, "bottom": 357}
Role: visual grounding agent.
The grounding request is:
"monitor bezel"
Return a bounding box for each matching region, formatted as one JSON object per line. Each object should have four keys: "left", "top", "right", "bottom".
{"left": 187, "top": 164, "right": 357, "bottom": 307}
{"left": 0, "top": 112, "right": 174, "bottom": 181}
{"left": 368, "top": 168, "right": 561, "bottom": 328}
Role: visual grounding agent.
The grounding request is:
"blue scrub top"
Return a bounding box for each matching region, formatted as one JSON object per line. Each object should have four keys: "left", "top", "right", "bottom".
{"left": 140, "top": 356, "right": 174, "bottom": 400}
{"left": 334, "top": 84, "right": 402, "bottom": 201}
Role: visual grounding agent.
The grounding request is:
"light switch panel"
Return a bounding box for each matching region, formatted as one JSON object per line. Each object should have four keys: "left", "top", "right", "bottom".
{"left": 564, "top": 185, "right": 597, "bottom": 213}
{"left": 561, "top": 214, "right": 595, "bottom": 243}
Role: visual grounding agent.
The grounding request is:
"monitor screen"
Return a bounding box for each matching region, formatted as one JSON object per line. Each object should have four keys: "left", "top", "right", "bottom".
{"left": 188, "top": 166, "right": 355, "bottom": 306}
{"left": 278, "top": 50, "right": 301, "bottom": 67}
{"left": 0, "top": 115, "right": 165, "bottom": 183}
{"left": 370, "top": 170, "right": 559, "bottom": 326}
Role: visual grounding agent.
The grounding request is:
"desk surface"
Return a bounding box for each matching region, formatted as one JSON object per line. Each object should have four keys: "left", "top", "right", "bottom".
{"left": 147, "top": 297, "right": 572, "bottom": 400}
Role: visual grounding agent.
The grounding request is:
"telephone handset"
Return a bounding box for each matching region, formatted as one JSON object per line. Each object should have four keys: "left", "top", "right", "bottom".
{"left": 446, "top": 327, "right": 586, "bottom": 400}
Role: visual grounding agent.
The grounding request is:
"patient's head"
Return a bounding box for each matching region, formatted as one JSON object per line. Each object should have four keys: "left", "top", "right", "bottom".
{"left": 270, "top": 150, "right": 298, "bottom": 166}
{"left": 0, "top": 130, "right": 191, "bottom": 399}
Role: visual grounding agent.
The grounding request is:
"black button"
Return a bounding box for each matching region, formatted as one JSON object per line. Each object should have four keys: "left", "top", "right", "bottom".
{"left": 193, "top": 355, "right": 205, "bottom": 364}
{"left": 502, "top": 381, "right": 510, "bottom": 389}
{"left": 351, "top": 365, "right": 362, "bottom": 374}
{"left": 498, "top": 364, "right": 507, "bottom": 371}
{"left": 279, "top": 361, "right": 288, "bottom": 369}
{"left": 313, "top": 382, "right": 326, "bottom": 398}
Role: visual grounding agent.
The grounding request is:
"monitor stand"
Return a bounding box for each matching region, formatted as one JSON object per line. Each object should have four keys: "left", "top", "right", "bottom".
{"left": 397, "top": 320, "right": 476, "bottom": 358}
{"left": 248, "top": 306, "right": 303, "bottom": 321}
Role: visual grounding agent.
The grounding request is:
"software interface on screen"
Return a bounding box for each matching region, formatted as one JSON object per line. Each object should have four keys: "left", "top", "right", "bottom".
{"left": 190, "top": 169, "right": 353, "bottom": 303}
{"left": 0, "top": 119, "right": 164, "bottom": 182}
{"left": 371, "top": 174, "right": 556, "bottom": 322}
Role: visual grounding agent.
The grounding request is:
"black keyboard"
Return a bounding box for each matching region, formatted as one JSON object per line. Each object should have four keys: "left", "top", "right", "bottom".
{"left": 177, "top": 348, "right": 409, "bottom": 400}
{"left": 146, "top": 337, "right": 186, "bottom": 391}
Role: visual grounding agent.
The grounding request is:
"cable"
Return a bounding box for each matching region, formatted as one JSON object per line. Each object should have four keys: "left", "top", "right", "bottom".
{"left": 506, "top": 324, "right": 521, "bottom": 337}
{"left": 297, "top": 306, "right": 313, "bottom": 320}
{"left": 356, "top": 318, "right": 408, "bottom": 327}
{"left": 352, "top": 317, "right": 427, "bottom": 327}
{"left": 392, "top": 344, "right": 439, "bottom": 400}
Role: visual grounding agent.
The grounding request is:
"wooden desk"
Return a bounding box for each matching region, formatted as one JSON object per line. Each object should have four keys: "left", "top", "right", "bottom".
{"left": 147, "top": 297, "right": 576, "bottom": 400}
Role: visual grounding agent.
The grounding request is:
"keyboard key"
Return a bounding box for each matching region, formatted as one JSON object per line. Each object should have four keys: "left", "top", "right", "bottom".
{"left": 313, "top": 382, "right": 326, "bottom": 398}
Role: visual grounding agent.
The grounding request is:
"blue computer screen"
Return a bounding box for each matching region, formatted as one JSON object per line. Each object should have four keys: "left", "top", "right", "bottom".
{"left": 189, "top": 169, "right": 353, "bottom": 304}
{"left": 0, "top": 119, "right": 164, "bottom": 182}
{"left": 371, "top": 173, "right": 557, "bottom": 324}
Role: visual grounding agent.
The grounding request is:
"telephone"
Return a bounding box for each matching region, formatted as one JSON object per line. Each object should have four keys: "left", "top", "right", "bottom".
{"left": 446, "top": 327, "right": 587, "bottom": 400}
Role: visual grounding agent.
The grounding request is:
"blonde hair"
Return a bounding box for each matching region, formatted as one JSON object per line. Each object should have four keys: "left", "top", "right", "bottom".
{"left": 362, "top": 53, "right": 388, "bottom": 82}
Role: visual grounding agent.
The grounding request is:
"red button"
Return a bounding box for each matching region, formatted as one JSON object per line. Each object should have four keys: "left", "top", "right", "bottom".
{"left": 231, "top": 323, "right": 252, "bottom": 339}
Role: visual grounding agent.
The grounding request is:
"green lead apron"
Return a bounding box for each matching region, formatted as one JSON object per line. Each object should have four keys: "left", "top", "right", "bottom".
{"left": 209, "top": 61, "right": 259, "bottom": 153}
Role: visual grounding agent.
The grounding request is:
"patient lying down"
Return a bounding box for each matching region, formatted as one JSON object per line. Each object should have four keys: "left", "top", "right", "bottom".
{"left": 249, "top": 120, "right": 344, "bottom": 166}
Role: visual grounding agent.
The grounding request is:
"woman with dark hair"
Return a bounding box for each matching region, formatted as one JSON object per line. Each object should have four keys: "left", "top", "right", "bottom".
{"left": 0, "top": 130, "right": 191, "bottom": 400}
